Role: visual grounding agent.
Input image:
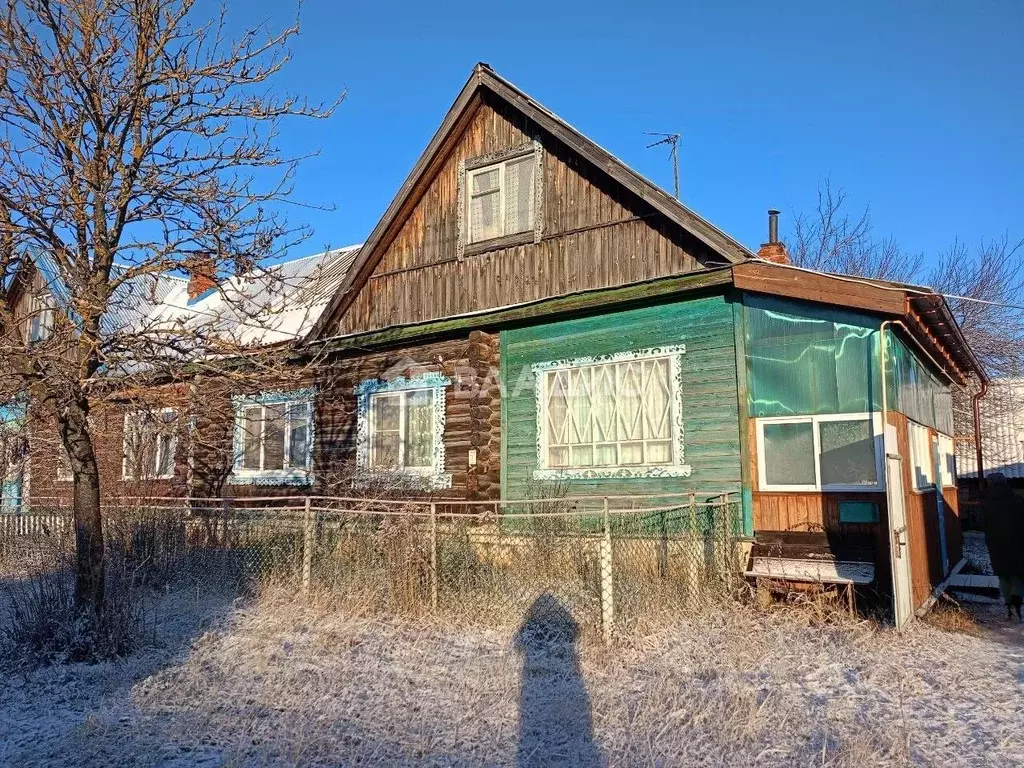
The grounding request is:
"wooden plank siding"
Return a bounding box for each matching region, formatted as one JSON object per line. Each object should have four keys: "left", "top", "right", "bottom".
{"left": 500, "top": 294, "right": 742, "bottom": 499}
{"left": 887, "top": 411, "right": 963, "bottom": 607}
{"left": 747, "top": 419, "right": 892, "bottom": 592}
{"left": 338, "top": 94, "right": 717, "bottom": 335}
{"left": 748, "top": 411, "right": 962, "bottom": 608}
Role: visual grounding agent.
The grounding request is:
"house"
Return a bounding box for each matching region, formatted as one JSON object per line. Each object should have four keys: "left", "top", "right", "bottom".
{"left": 958, "top": 378, "right": 1024, "bottom": 483}
{"left": 3, "top": 63, "right": 985, "bottom": 624}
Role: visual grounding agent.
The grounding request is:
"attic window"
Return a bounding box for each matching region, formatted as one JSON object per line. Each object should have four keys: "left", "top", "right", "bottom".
{"left": 27, "top": 291, "right": 54, "bottom": 343}
{"left": 464, "top": 147, "right": 538, "bottom": 246}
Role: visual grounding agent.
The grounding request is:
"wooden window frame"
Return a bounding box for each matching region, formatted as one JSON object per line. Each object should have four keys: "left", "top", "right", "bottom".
{"left": 230, "top": 391, "right": 314, "bottom": 485}
{"left": 26, "top": 290, "right": 54, "bottom": 344}
{"left": 122, "top": 408, "right": 178, "bottom": 481}
{"left": 457, "top": 141, "right": 544, "bottom": 259}
{"left": 756, "top": 412, "right": 886, "bottom": 493}
{"left": 367, "top": 388, "right": 437, "bottom": 474}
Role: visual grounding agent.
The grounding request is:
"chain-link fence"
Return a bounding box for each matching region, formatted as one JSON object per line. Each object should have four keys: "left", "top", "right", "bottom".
{"left": 0, "top": 493, "right": 741, "bottom": 642}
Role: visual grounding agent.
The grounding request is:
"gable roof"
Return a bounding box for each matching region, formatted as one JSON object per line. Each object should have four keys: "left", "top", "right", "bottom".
{"left": 309, "top": 63, "right": 755, "bottom": 341}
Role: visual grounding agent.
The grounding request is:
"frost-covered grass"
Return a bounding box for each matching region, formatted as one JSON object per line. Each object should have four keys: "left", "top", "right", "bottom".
{"left": 0, "top": 582, "right": 1022, "bottom": 768}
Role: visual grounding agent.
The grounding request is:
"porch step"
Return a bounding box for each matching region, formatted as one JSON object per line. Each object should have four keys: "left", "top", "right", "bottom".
{"left": 947, "top": 574, "right": 1000, "bottom": 589}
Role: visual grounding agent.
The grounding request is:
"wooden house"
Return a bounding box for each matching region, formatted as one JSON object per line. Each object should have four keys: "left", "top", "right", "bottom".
{"left": 4, "top": 63, "right": 985, "bottom": 625}
{"left": 302, "top": 64, "right": 985, "bottom": 624}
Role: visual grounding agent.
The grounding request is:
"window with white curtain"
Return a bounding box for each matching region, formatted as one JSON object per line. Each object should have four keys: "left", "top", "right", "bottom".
{"left": 355, "top": 374, "right": 450, "bottom": 488}
{"left": 368, "top": 389, "right": 436, "bottom": 471}
{"left": 908, "top": 421, "right": 934, "bottom": 490}
{"left": 937, "top": 433, "right": 956, "bottom": 488}
{"left": 27, "top": 290, "right": 54, "bottom": 343}
{"left": 235, "top": 397, "right": 312, "bottom": 477}
{"left": 123, "top": 409, "right": 178, "bottom": 480}
{"left": 465, "top": 151, "right": 536, "bottom": 244}
{"left": 756, "top": 413, "right": 884, "bottom": 492}
{"left": 539, "top": 351, "right": 679, "bottom": 472}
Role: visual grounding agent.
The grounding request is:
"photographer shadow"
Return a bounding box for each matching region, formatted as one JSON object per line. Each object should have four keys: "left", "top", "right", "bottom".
{"left": 514, "top": 594, "right": 601, "bottom": 767}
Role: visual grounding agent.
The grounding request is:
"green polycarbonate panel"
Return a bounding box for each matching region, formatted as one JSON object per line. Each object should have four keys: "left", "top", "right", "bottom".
{"left": 744, "top": 297, "right": 955, "bottom": 435}
{"left": 745, "top": 296, "right": 881, "bottom": 417}
{"left": 885, "top": 331, "right": 954, "bottom": 435}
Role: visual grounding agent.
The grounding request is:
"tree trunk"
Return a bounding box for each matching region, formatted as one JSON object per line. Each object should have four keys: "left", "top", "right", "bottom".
{"left": 62, "top": 398, "right": 105, "bottom": 617}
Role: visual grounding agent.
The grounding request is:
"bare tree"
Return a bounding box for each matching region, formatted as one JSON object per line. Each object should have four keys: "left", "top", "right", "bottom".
{"left": 788, "top": 179, "right": 924, "bottom": 284}
{"left": 789, "top": 179, "right": 1024, "bottom": 474}
{"left": 926, "top": 236, "right": 1024, "bottom": 379}
{"left": 0, "top": 0, "right": 337, "bottom": 622}
{"left": 927, "top": 237, "right": 1024, "bottom": 473}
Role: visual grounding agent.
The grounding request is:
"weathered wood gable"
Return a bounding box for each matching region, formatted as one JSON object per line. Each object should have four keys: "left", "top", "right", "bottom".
{"left": 318, "top": 65, "right": 751, "bottom": 338}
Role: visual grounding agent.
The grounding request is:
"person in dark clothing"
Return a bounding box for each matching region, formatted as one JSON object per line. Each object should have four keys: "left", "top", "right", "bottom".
{"left": 982, "top": 472, "right": 1024, "bottom": 620}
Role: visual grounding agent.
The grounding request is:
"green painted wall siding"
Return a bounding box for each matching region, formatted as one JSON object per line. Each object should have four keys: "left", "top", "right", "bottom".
{"left": 500, "top": 295, "right": 742, "bottom": 500}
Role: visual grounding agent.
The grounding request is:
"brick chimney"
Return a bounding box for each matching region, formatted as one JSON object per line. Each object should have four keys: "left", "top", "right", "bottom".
{"left": 185, "top": 255, "right": 217, "bottom": 300}
{"left": 756, "top": 209, "right": 790, "bottom": 264}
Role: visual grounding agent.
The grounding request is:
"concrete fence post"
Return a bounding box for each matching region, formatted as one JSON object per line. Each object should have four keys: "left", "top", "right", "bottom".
{"left": 221, "top": 497, "right": 232, "bottom": 548}
{"left": 600, "top": 496, "right": 614, "bottom": 644}
{"left": 302, "top": 496, "right": 314, "bottom": 595}
{"left": 430, "top": 502, "right": 439, "bottom": 611}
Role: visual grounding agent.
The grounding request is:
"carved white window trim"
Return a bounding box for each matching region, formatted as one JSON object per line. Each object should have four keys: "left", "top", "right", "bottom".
{"left": 355, "top": 373, "right": 452, "bottom": 490}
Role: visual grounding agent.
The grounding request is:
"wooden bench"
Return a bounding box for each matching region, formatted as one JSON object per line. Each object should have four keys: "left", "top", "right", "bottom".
{"left": 745, "top": 531, "right": 877, "bottom": 611}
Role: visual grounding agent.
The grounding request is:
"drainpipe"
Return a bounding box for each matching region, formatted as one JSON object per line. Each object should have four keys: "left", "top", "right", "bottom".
{"left": 972, "top": 380, "right": 988, "bottom": 486}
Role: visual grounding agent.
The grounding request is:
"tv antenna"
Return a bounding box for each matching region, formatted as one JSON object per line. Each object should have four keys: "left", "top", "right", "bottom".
{"left": 645, "top": 131, "right": 681, "bottom": 199}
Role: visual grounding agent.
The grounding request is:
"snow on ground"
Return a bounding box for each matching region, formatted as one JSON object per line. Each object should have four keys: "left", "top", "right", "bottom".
{"left": 0, "top": 588, "right": 1021, "bottom": 768}
{"left": 964, "top": 530, "right": 995, "bottom": 575}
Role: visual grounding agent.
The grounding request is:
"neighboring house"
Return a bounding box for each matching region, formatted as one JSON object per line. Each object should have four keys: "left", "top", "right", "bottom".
{"left": 3, "top": 63, "right": 985, "bottom": 622}
{"left": 2, "top": 245, "right": 361, "bottom": 504}
{"left": 958, "top": 378, "right": 1024, "bottom": 483}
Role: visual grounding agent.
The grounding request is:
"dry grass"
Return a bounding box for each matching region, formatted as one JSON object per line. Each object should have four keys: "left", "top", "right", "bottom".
{"left": 2, "top": 583, "right": 1020, "bottom": 767}
{"left": 922, "top": 597, "right": 982, "bottom": 635}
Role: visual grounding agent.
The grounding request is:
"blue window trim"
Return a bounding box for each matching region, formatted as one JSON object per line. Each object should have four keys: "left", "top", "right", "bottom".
{"left": 229, "top": 388, "right": 315, "bottom": 486}
{"left": 355, "top": 374, "right": 452, "bottom": 490}
{"left": 531, "top": 345, "right": 692, "bottom": 481}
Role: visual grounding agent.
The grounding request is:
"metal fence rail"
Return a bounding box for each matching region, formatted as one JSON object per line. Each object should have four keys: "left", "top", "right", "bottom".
{"left": 0, "top": 493, "right": 741, "bottom": 642}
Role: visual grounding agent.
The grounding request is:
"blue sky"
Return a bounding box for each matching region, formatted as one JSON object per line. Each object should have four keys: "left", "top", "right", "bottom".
{"left": 220, "top": 0, "right": 1022, "bottom": 269}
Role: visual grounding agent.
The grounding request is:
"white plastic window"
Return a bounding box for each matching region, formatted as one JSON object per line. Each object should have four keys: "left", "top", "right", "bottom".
{"left": 908, "top": 421, "right": 935, "bottom": 490}
{"left": 937, "top": 432, "right": 957, "bottom": 488}
{"left": 237, "top": 400, "right": 311, "bottom": 473}
{"left": 757, "top": 413, "right": 884, "bottom": 492}
{"left": 368, "top": 389, "right": 436, "bottom": 471}
{"left": 123, "top": 409, "right": 177, "bottom": 480}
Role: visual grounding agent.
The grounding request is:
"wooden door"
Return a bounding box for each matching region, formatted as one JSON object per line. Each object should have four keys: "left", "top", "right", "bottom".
{"left": 886, "top": 453, "right": 913, "bottom": 630}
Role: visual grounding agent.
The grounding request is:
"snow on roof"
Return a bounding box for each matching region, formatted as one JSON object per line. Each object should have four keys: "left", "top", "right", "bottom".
{"left": 155, "top": 245, "right": 363, "bottom": 349}
{"left": 29, "top": 244, "right": 362, "bottom": 352}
